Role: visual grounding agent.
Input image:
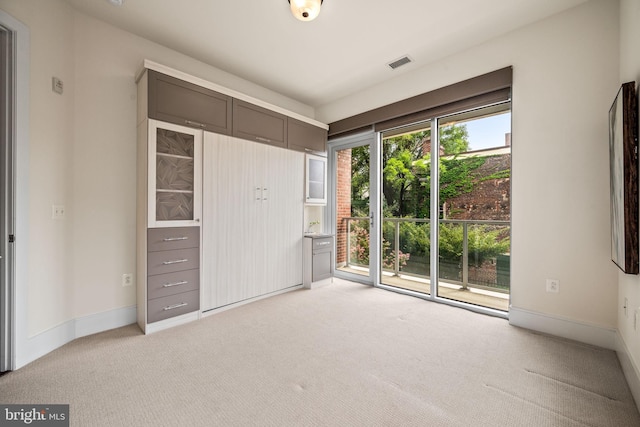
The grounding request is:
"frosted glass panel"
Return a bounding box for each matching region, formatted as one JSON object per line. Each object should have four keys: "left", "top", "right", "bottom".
{"left": 156, "top": 192, "right": 194, "bottom": 221}
{"left": 309, "top": 181, "right": 324, "bottom": 200}
{"left": 155, "top": 126, "right": 195, "bottom": 222}
{"left": 156, "top": 156, "right": 194, "bottom": 191}
{"left": 156, "top": 129, "right": 194, "bottom": 156}
{"left": 309, "top": 158, "right": 324, "bottom": 182}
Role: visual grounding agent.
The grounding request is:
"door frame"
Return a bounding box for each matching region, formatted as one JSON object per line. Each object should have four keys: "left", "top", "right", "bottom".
{"left": 0, "top": 9, "right": 28, "bottom": 372}
{"left": 327, "top": 129, "right": 381, "bottom": 286}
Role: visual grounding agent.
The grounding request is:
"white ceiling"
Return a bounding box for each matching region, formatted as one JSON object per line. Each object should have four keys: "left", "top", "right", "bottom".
{"left": 63, "top": 0, "right": 588, "bottom": 109}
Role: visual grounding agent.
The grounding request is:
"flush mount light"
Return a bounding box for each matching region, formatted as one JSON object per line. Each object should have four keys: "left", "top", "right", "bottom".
{"left": 288, "top": 0, "right": 323, "bottom": 22}
{"left": 108, "top": 0, "right": 123, "bottom": 6}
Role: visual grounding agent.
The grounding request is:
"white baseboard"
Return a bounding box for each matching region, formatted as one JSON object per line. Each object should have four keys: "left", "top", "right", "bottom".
{"left": 509, "top": 306, "right": 617, "bottom": 350}
{"left": 16, "top": 306, "right": 136, "bottom": 369}
{"left": 616, "top": 331, "right": 640, "bottom": 410}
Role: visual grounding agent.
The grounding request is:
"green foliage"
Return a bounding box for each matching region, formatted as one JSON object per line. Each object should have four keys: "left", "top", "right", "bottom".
{"left": 350, "top": 220, "right": 410, "bottom": 268}
{"left": 381, "top": 124, "right": 482, "bottom": 219}
{"left": 438, "top": 223, "right": 510, "bottom": 267}
{"left": 439, "top": 124, "right": 470, "bottom": 155}
{"left": 439, "top": 156, "right": 486, "bottom": 204}
{"left": 480, "top": 169, "right": 511, "bottom": 181}
{"left": 350, "top": 145, "right": 370, "bottom": 216}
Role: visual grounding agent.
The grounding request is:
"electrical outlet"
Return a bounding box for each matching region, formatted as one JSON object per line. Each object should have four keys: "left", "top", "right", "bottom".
{"left": 52, "top": 205, "right": 65, "bottom": 219}
{"left": 546, "top": 279, "right": 559, "bottom": 293}
{"left": 122, "top": 273, "right": 133, "bottom": 287}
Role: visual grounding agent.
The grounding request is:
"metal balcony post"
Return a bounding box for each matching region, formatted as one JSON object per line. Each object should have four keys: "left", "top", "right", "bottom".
{"left": 462, "top": 222, "right": 469, "bottom": 290}
{"left": 346, "top": 218, "right": 351, "bottom": 267}
{"left": 394, "top": 220, "right": 400, "bottom": 276}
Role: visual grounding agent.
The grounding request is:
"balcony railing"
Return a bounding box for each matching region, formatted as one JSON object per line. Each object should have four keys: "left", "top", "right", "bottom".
{"left": 343, "top": 217, "right": 510, "bottom": 293}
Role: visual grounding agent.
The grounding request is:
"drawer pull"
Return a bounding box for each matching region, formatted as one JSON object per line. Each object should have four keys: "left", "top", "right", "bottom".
{"left": 162, "top": 259, "right": 188, "bottom": 265}
{"left": 162, "top": 280, "right": 188, "bottom": 288}
{"left": 316, "top": 241, "right": 331, "bottom": 246}
{"left": 185, "top": 119, "right": 206, "bottom": 128}
{"left": 162, "top": 236, "right": 188, "bottom": 242}
{"left": 163, "top": 302, "right": 188, "bottom": 311}
{"left": 255, "top": 136, "right": 272, "bottom": 143}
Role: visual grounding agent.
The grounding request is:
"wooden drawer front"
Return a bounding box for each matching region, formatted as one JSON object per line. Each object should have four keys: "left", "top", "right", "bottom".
{"left": 148, "top": 227, "right": 199, "bottom": 252}
{"left": 148, "top": 268, "right": 199, "bottom": 300}
{"left": 148, "top": 247, "right": 199, "bottom": 276}
{"left": 147, "top": 290, "right": 199, "bottom": 323}
{"left": 312, "top": 237, "right": 333, "bottom": 253}
{"left": 232, "top": 99, "right": 287, "bottom": 148}
{"left": 148, "top": 70, "right": 232, "bottom": 135}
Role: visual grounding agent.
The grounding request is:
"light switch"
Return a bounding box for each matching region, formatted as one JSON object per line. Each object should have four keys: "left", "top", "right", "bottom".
{"left": 52, "top": 77, "right": 63, "bottom": 95}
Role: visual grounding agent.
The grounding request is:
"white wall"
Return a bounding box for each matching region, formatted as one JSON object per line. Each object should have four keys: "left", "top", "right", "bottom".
{"left": 617, "top": 0, "right": 640, "bottom": 405}
{"left": 0, "top": 0, "right": 317, "bottom": 367}
{"left": 318, "top": 0, "right": 621, "bottom": 344}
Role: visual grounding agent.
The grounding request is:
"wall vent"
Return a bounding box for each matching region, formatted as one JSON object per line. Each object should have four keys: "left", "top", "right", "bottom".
{"left": 387, "top": 55, "right": 412, "bottom": 70}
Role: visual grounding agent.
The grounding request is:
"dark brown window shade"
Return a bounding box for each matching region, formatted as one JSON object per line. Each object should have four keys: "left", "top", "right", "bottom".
{"left": 328, "top": 67, "right": 512, "bottom": 138}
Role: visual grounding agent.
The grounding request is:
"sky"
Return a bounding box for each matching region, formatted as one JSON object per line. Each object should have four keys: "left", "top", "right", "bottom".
{"left": 465, "top": 113, "right": 511, "bottom": 151}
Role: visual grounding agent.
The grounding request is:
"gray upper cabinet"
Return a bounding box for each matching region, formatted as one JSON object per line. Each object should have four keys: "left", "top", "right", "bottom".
{"left": 148, "top": 70, "right": 232, "bottom": 135}
{"left": 232, "top": 99, "right": 287, "bottom": 149}
{"left": 288, "top": 117, "right": 327, "bottom": 155}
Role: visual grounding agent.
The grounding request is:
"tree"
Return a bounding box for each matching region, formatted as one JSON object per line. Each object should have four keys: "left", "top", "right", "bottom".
{"left": 381, "top": 124, "right": 472, "bottom": 219}
{"left": 439, "top": 124, "right": 470, "bottom": 155}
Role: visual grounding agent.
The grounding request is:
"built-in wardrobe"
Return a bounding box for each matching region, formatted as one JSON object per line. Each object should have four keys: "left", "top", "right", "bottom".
{"left": 136, "top": 61, "right": 327, "bottom": 333}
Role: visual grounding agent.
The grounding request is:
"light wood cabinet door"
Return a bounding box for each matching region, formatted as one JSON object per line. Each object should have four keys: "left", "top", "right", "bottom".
{"left": 202, "top": 133, "right": 303, "bottom": 311}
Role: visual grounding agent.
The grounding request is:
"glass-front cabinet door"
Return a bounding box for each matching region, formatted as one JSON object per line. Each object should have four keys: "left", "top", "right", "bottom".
{"left": 148, "top": 119, "right": 202, "bottom": 227}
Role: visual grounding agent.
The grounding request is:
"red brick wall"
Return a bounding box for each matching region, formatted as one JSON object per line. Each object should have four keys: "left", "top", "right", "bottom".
{"left": 444, "top": 154, "right": 511, "bottom": 221}
{"left": 336, "top": 149, "right": 352, "bottom": 266}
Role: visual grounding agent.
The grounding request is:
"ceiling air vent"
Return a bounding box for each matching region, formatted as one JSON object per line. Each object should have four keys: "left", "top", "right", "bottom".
{"left": 387, "top": 55, "right": 412, "bottom": 70}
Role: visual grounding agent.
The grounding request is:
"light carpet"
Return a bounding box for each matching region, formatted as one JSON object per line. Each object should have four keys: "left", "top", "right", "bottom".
{"left": 1, "top": 278, "right": 639, "bottom": 426}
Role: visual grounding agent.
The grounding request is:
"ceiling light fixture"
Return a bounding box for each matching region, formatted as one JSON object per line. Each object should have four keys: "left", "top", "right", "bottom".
{"left": 288, "top": 0, "right": 323, "bottom": 22}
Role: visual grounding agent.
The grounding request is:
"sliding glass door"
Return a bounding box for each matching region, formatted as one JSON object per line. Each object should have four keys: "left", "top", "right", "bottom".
{"left": 380, "top": 122, "right": 432, "bottom": 294}
{"left": 376, "top": 103, "right": 511, "bottom": 314}
{"left": 436, "top": 105, "right": 511, "bottom": 312}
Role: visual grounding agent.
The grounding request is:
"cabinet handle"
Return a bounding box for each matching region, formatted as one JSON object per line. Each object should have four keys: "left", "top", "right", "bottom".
{"left": 255, "top": 136, "right": 272, "bottom": 143}
{"left": 162, "top": 237, "right": 188, "bottom": 242}
{"left": 185, "top": 120, "right": 206, "bottom": 129}
{"left": 317, "top": 241, "right": 331, "bottom": 246}
{"left": 162, "top": 280, "right": 188, "bottom": 288}
{"left": 162, "top": 259, "right": 188, "bottom": 265}
{"left": 163, "top": 302, "right": 188, "bottom": 311}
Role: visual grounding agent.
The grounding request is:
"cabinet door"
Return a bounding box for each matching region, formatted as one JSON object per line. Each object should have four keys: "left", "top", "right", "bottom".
{"left": 148, "top": 120, "right": 202, "bottom": 228}
{"left": 260, "top": 145, "right": 304, "bottom": 293}
{"left": 202, "top": 134, "right": 259, "bottom": 309}
{"left": 305, "top": 154, "right": 327, "bottom": 205}
{"left": 232, "top": 99, "right": 287, "bottom": 149}
{"left": 287, "top": 118, "right": 327, "bottom": 155}
{"left": 148, "top": 70, "right": 232, "bottom": 135}
{"left": 202, "top": 134, "right": 303, "bottom": 311}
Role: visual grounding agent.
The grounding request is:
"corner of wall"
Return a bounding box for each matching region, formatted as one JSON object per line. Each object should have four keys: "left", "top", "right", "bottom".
{"left": 509, "top": 306, "right": 617, "bottom": 350}
{"left": 15, "top": 306, "right": 136, "bottom": 370}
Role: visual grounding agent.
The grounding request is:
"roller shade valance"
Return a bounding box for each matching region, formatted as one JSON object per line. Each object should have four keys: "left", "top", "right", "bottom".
{"left": 328, "top": 67, "right": 512, "bottom": 138}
